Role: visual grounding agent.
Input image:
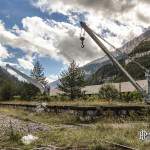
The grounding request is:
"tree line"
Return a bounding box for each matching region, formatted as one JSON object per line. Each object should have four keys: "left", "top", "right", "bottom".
{"left": 0, "top": 60, "right": 46, "bottom": 101}
{"left": 0, "top": 60, "right": 86, "bottom": 101}
{"left": 0, "top": 59, "right": 142, "bottom": 102}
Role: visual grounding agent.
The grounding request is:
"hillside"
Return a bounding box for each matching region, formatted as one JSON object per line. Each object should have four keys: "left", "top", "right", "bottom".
{"left": 0, "top": 67, "right": 22, "bottom": 96}
{"left": 87, "top": 39, "right": 150, "bottom": 85}
{"left": 82, "top": 28, "right": 150, "bottom": 78}
{"left": 129, "top": 39, "right": 150, "bottom": 56}
{"left": 0, "top": 67, "right": 40, "bottom": 100}
{"left": 0, "top": 66, "right": 20, "bottom": 86}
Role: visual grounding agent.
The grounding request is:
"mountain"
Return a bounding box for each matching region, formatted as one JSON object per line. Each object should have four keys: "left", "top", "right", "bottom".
{"left": 0, "top": 66, "right": 19, "bottom": 84}
{"left": 82, "top": 28, "right": 150, "bottom": 78}
{"left": 50, "top": 28, "right": 150, "bottom": 88}
{"left": 0, "top": 66, "right": 41, "bottom": 100}
{"left": 118, "top": 28, "right": 150, "bottom": 54}
{"left": 0, "top": 66, "right": 23, "bottom": 91}
{"left": 88, "top": 38, "right": 150, "bottom": 85}
{"left": 82, "top": 51, "right": 126, "bottom": 78}
{"left": 49, "top": 80, "right": 60, "bottom": 89}
{"left": 0, "top": 66, "right": 22, "bottom": 99}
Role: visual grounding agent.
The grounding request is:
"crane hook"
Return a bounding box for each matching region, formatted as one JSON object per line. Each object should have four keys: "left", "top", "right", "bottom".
{"left": 80, "top": 27, "right": 85, "bottom": 48}
{"left": 80, "top": 36, "right": 85, "bottom": 48}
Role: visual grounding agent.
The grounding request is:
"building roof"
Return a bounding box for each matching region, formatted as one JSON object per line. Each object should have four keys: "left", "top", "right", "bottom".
{"left": 50, "top": 80, "right": 148, "bottom": 96}
{"left": 81, "top": 80, "right": 148, "bottom": 94}
{"left": 50, "top": 89, "right": 64, "bottom": 96}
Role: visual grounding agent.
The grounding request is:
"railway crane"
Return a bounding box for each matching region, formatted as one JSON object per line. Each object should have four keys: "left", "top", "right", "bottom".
{"left": 80, "top": 21, "right": 150, "bottom": 103}
{"left": 6, "top": 64, "right": 50, "bottom": 94}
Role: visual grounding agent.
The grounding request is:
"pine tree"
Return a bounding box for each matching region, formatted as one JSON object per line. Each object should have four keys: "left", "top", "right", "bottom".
{"left": 58, "top": 60, "right": 85, "bottom": 100}
{"left": 20, "top": 82, "right": 40, "bottom": 100}
{"left": 0, "top": 81, "right": 14, "bottom": 100}
{"left": 30, "top": 60, "right": 47, "bottom": 86}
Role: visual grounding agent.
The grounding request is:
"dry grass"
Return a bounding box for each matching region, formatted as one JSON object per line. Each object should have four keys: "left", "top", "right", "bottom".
{"left": 0, "top": 99, "right": 145, "bottom": 107}
{"left": 0, "top": 108, "right": 150, "bottom": 149}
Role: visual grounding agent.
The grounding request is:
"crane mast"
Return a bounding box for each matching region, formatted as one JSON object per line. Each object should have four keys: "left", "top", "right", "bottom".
{"left": 80, "top": 21, "right": 149, "bottom": 103}
{"left": 6, "top": 64, "right": 45, "bottom": 93}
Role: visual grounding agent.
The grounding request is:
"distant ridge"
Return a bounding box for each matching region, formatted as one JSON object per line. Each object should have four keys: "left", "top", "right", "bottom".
{"left": 50, "top": 28, "right": 150, "bottom": 88}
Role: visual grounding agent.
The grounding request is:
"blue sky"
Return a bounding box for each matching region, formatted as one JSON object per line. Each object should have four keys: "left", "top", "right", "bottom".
{"left": 0, "top": 0, "right": 65, "bottom": 80}
{"left": 0, "top": 0, "right": 149, "bottom": 82}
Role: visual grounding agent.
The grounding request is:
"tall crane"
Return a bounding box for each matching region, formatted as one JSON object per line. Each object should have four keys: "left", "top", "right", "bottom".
{"left": 80, "top": 22, "right": 150, "bottom": 103}
{"left": 6, "top": 64, "right": 46, "bottom": 94}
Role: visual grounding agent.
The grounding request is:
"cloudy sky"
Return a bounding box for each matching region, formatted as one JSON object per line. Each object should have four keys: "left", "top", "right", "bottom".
{"left": 0, "top": 0, "right": 149, "bottom": 82}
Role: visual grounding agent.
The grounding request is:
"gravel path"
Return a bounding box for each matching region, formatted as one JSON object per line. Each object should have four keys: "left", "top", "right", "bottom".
{"left": 0, "top": 114, "right": 49, "bottom": 134}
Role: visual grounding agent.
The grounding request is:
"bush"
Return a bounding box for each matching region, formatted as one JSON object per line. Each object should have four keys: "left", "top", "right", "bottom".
{"left": 98, "top": 84, "right": 119, "bottom": 100}
{"left": 121, "top": 91, "right": 142, "bottom": 102}
{"left": 20, "top": 82, "right": 40, "bottom": 100}
{"left": 58, "top": 60, "right": 85, "bottom": 100}
{"left": 86, "top": 95, "right": 99, "bottom": 101}
{"left": 0, "top": 81, "right": 14, "bottom": 100}
{"left": 52, "top": 95, "right": 70, "bottom": 101}
{"left": 34, "top": 94, "right": 52, "bottom": 101}
{"left": 13, "top": 95, "right": 21, "bottom": 101}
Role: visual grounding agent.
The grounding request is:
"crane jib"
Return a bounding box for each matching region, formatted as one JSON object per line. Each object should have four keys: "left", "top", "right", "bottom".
{"left": 6, "top": 64, "right": 45, "bottom": 93}
{"left": 80, "top": 21, "right": 148, "bottom": 101}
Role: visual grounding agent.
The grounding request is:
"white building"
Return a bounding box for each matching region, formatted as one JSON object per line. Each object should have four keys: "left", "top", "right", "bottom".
{"left": 82, "top": 80, "right": 148, "bottom": 95}
{"left": 50, "top": 80, "right": 148, "bottom": 96}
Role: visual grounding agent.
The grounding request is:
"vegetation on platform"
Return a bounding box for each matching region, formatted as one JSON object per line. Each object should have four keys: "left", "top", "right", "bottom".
{"left": 58, "top": 60, "right": 85, "bottom": 100}
{"left": 30, "top": 59, "right": 48, "bottom": 86}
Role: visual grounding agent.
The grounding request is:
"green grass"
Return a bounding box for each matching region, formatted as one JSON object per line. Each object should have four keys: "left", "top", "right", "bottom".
{"left": 0, "top": 108, "right": 150, "bottom": 149}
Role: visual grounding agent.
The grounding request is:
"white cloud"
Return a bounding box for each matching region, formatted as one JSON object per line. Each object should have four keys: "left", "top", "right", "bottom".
{"left": 47, "top": 74, "right": 58, "bottom": 83}
{"left": 32, "top": 0, "right": 150, "bottom": 25}
{"left": 32, "top": 0, "right": 138, "bottom": 15}
{"left": 0, "top": 60, "right": 15, "bottom": 68}
{"left": 0, "top": 43, "right": 13, "bottom": 73}
{"left": 0, "top": 43, "right": 10, "bottom": 59}
{"left": 136, "top": 3, "right": 150, "bottom": 24}
{"left": 0, "top": 0, "right": 149, "bottom": 74}
{"left": 32, "top": 0, "right": 150, "bottom": 48}
{"left": 18, "top": 57, "right": 34, "bottom": 70}
{"left": 32, "top": 0, "right": 74, "bottom": 15}
{"left": 0, "top": 17, "right": 102, "bottom": 66}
